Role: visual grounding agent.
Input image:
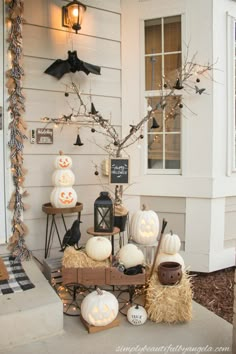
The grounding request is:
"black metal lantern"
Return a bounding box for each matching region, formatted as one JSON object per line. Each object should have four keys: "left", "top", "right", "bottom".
{"left": 94, "top": 192, "right": 114, "bottom": 233}
{"left": 62, "top": 0, "right": 87, "bottom": 34}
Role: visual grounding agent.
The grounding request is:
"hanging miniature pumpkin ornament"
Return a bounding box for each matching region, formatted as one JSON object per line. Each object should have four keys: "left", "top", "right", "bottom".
{"left": 127, "top": 304, "right": 148, "bottom": 325}
{"left": 81, "top": 288, "right": 119, "bottom": 326}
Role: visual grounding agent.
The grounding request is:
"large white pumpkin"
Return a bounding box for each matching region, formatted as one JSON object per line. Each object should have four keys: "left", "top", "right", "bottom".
{"left": 81, "top": 288, "right": 119, "bottom": 326}
{"left": 130, "top": 208, "right": 159, "bottom": 245}
{"left": 127, "top": 304, "right": 147, "bottom": 325}
{"left": 118, "top": 243, "right": 144, "bottom": 268}
{"left": 85, "top": 237, "right": 112, "bottom": 261}
{"left": 54, "top": 152, "right": 73, "bottom": 170}
{"left": 156, "top": 252, "right": 185, "bottom": 269}
{"left": 161, "top": 231, "right": 181, "bottom": 255}
{"left": 50, "top": 187, "right": 77, "bottom": 208}
{"left": 52, "top": 169, "right": 75, "bottom": 187}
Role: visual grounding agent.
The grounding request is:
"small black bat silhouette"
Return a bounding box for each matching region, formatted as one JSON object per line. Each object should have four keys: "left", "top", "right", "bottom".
{"left": 44, "top": 50, "right": 101, "bottom": 79}
{"left": 195, "top": 85, "right": 206, "bottom": 95}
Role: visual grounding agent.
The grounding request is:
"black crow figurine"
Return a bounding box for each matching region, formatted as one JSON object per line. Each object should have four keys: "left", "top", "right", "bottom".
{"left": 60, "top": 219, "right": 82, "bottom": 251}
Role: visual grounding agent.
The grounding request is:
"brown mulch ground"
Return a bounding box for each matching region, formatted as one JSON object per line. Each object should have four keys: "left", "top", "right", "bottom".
{"left": 191, "top": 267, "right": 235, "bottom": 324}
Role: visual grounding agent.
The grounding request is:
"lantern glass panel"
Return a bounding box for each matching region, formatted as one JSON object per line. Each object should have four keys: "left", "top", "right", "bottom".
{"left": 94, "top": 192, "right": 114, "bottom": 232}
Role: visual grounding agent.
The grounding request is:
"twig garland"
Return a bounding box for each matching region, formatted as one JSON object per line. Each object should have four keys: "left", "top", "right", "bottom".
{"left": 6, "top": 0, "right": 30, "bottom": 260}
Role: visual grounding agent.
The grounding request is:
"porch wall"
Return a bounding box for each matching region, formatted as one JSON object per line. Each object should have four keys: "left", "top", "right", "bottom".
{"left": 3, "top": 0, "right": 139, "bottom": 254}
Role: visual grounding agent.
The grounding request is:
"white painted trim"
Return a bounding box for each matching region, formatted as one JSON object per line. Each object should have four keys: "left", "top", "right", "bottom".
{"left": 226, "top": 12, "right": 235, "bottom": 176}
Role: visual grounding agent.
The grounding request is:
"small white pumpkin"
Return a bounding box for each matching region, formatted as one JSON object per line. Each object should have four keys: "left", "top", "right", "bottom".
{"left": 130, "top": 206, "right": 159, "bottom": 245}
{"left": 127, "top": 304, "right": 147, "bottom": 325}
{"left": 85, "top": 237, "right": 112, "bottom": 261}
{"left": 156, "top": 252, "right": 185, "bottom": 269}
{"left": 52, "top": 169, "right": 75, "bottom": 187}
{"left": 54, "top": 151, "right": 73, "bottom": 170}
{"left": 81, "top": 288, "right": 119, "bottom": 326}
{"left": 161, "top": 230, "right": 181, "bottom": 255}
{"left": 118, "top": 243, "right": 144, "bottom": 268}
{"left": 50, "top": 187, "right": 77, "bottom": 208}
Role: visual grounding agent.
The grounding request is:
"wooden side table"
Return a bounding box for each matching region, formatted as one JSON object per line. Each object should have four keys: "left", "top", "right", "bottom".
{"left": 86, "top": 226, "right": 120, "bottom": 255}
{"left": 42, "top": 202, "right": 83, "bottom": 258}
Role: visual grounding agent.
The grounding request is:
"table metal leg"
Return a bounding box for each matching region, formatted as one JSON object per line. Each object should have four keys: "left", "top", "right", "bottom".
{"left": 44, "top": 215, "right": 49, "bottom": 259}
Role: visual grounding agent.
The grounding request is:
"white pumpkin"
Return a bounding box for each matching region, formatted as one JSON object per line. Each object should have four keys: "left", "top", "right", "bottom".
{"left": 161, "top": 230, "right": 181, "bottom": 255}
{"left": 156, "top": 252, "right": 185, "bottom": 269}
{"left": 52, "top": 169, "right": 75, "bottom": 187}
{"left": 127, "top": 304, "right": 147, "bottom": 325}
{"left": 81, "top": 288, "right": 119, "bottom": 326}
{"left": 118, "top": 243, "right": 144, "bottom": 268}
{"left": 54, "top": 152, "right": 73, "bottom": 170}
{"left": 130, "top": 207, "right": 159, "bottom": 245}
{"left": 85, "top": 237, "right": 112, "bottom": 261}
{"left": 50, "top": 187, "right": 77, "bottom": 208}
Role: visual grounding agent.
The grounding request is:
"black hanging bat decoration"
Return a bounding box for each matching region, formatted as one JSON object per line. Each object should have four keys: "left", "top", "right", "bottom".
{"left": 44, "top": 50, "right": 101, "bottom": 79}
{"left": 60, "top": 219, "right": 82, "bottom": 251}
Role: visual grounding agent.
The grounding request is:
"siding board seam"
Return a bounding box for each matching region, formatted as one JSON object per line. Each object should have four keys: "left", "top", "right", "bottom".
{"left": 23, "top": 23, "right": 121, "bottom": 44}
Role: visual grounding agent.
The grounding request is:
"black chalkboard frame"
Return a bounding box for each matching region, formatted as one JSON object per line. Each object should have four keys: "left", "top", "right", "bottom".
{"left": 109, "top": 158, "right": 130, "bottom": 185}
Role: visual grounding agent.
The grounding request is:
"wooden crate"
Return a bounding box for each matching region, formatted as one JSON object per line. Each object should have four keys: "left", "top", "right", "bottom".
{"left": 43, "top": 257, "right": 63, "bottom": 285}
{"left": 62, "top": 266, "right": 106, "bottom": 286}
{"left": 62, "top": 266, "right": 146, "bottom": 286}
{"left": 105, "top": 267, "right": 145, "bottom": 286}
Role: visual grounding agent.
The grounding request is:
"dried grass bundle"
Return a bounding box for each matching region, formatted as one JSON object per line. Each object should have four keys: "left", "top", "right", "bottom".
{"left": 145, "top": 271, "right": 193, "bottom": 323}
{"left": 62, "top": 247, "right": 110, "bottom": 268}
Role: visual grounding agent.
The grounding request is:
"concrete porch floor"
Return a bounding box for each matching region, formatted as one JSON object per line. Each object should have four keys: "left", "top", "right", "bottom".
{"left": 0, "top": 252, "right": 233, "bottom": 354}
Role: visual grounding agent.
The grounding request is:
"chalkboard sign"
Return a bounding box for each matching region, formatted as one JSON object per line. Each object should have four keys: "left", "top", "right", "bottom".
{"left": 109, "top": 158, "right": 129, "bottom": 184}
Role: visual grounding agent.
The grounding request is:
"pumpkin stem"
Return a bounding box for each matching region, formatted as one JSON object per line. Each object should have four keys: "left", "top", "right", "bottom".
{"left": 96, "top": 287, "right": 103, "bottom": 296}
{"left": 59, "top": 150, "right": 64, "bottom": 155}
{"left": 135, "top": 304, "right": 139, "bottom": 309}
{"left": 142, "top": 204, "right": 146, "bottom": 211}
{"left": 170, "top": 230, "right": 173, "bottom": 235}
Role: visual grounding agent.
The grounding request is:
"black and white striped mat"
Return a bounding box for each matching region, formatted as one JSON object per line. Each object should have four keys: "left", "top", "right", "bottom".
{"left": 0, "top": 256, "right": 35, "bottom": 295}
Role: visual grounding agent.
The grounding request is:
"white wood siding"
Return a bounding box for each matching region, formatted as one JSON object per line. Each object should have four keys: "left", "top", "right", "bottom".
{"left": 20, "top": 0, "right": 121, "bottom": 251}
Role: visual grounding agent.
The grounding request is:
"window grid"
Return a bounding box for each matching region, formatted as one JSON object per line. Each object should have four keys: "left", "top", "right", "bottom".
{"left": 145, "top": 16, "right": 182, "bottom": 173}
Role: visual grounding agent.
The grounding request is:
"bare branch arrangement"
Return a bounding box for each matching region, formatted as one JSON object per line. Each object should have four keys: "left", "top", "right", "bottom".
{"left": 41, "top": 54, "right": 215, "bottom": 203}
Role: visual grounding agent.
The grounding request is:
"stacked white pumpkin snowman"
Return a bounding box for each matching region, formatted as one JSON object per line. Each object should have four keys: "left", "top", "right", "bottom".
{"left": 156, "top": 230, "right": 185, "bottom": 269}
{"left": 50, "top": 151, "right": 77, "bottom": 208}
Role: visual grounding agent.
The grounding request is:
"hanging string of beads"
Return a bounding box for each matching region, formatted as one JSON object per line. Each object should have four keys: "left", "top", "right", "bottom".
{"left": 6, "top": 0, "right": 30, "bottom": 260}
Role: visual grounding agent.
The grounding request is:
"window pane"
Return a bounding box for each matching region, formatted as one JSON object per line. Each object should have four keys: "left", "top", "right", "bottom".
{"left": 148, "top": 134, "right": 163, "bottom": 169}
{"left": 145, "top": 19, "right": 162, "bottom": 54}
{"left": 164, "top": 16, "right": 181, "bottom": 52}
{"left": 165, "top": 134, "right": 180, "bottom": 169}
{"left": 145, "top": 56, "right": 162, "bottom": 90}
{"left": 165, "top": 96, "right": 181, "bottom": 132}
{"left": 147, "top": 96, "right": 163, "bottom": 132}
{"left": 164, "top": 54, "right": 182, "bottom": 84}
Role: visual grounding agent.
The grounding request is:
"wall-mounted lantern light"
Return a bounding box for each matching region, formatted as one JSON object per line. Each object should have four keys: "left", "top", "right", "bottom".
{"left": 62, "top": 0, "right": 87, "bottom": 34}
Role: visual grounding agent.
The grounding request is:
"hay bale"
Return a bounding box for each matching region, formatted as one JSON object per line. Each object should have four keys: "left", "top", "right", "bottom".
{"left": 62, "top": 247, "right": 110, "bottom": 268}
{"left": 145, "top": 271, "right": 192, "bottom": 323}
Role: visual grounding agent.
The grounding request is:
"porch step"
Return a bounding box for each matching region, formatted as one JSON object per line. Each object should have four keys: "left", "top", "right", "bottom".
{"left": 0, "top": 257, "right": 63, "bottom": 349}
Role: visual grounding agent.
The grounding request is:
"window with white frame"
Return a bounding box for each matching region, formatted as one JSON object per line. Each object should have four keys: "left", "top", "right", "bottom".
{"left": 145, "top": 16, "right": 182, "bottom": 172}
